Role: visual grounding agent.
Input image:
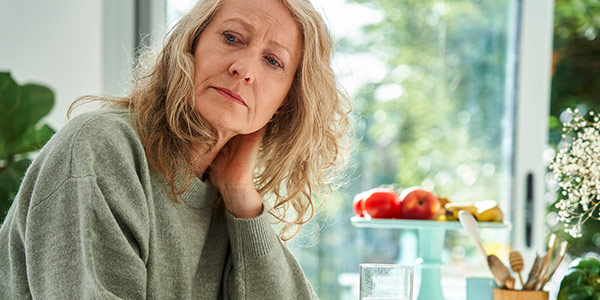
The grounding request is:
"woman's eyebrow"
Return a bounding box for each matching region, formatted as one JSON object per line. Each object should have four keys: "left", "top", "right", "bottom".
{"left": 222, "top": 17, "right": 256, "bottom": 33}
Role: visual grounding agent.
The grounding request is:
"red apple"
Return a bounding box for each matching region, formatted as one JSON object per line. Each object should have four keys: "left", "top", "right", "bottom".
{"left": 353, "top": 192, "right": 365, "bottom": 217}
{"left": 400, "top": 187, "right": 440, "bottom": 220}
{"left": 363, "top": 188, "right": 402, "bottom": 219}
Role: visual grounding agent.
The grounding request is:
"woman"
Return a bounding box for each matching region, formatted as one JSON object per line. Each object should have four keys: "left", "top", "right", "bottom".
{"left": 0, "top": 0, "right": 351, "bottom": 298}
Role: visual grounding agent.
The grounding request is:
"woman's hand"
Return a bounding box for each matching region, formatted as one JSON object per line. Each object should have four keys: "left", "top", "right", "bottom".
{"left": 209, "top": 126, "right": 266, "bottom": 219}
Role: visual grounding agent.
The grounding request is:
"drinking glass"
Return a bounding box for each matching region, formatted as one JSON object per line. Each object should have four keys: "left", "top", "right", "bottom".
{"left": 359, "top": 263, "right": 414, "bottom": 300}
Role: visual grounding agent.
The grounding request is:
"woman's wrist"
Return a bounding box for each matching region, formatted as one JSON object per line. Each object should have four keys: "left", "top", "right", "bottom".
{"left": 220, "top": 186, "right": 263, "bottom": 219}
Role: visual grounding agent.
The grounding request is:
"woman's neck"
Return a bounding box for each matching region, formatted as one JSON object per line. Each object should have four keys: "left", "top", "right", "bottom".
{"left": 191, "top": 133, "right": 233, "bottom": 179}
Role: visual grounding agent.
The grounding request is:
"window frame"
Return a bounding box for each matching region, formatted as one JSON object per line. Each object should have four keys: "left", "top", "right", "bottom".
{"left": 512, "top": 0, "right": 555, "bottom": 262}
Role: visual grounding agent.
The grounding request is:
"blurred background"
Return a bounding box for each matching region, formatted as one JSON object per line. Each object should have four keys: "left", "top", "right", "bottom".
{"left": 1, "top": 0, "right": 599, "bottom": 299}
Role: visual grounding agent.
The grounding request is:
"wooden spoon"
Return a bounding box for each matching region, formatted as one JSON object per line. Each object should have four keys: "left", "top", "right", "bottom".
{"left": 458, "top": 210, "right": 488, "bottom": 258}
{"left": 504, "top": 276, "right": 516, "bottom": 290}
{"left": 459, "top": 211, "right": 510, "bottom": 287}
{"left": 488, "top": 254, "right": 512, "bottom": 288}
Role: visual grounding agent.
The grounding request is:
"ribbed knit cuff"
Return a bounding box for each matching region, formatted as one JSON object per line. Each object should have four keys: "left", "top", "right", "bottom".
{"left": 225, "top": 209, "right": 281, "bottom": 259}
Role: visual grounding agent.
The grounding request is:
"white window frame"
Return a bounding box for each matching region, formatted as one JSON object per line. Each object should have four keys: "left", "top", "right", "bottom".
{"left": 512, "top": 0, "right": 555, "bottom": 262}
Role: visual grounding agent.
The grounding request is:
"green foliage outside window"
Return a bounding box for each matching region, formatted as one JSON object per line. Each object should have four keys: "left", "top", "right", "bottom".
{"left": 293, "top": 0, "right": 600, "bottom": 298}
{"left": 291, "top": 0, "right": 515, "bottom": 298}
{"left": 341, "top": 0, "right": 512, "bottom": 198}
{"left": 548, "top": 0, "right": 600, "bottom": 256}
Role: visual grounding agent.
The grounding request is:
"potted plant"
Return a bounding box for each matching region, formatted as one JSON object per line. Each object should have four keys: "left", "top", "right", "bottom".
{"left": 0, "top": 71, "right": 55, "bottom": 223}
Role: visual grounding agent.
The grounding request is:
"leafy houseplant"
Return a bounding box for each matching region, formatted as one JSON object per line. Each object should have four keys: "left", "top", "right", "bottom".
{"left": 557, "top": 257, "right": 600, "bottom": 300}
{"left": 0, "top": 72, "right": 55, "bottom": 223}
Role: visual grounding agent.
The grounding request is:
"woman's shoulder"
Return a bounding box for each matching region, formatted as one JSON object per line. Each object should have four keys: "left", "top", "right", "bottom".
{"left": 65, "top": 108, "right": 136, "bottom": 137}
{"left": 34, "top": 108, "right": 145, "bottom": 178}
{"left": 13, "top": 108, "right": 150, "bottom": 210}
{"left": 53, "top": 108, "right": 138, "bottom": 151}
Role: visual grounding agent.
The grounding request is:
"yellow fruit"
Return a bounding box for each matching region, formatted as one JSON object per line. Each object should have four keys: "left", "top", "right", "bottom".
{"left": 437, "top": 196, "right": 451, "bottom": 208}
{"left": 475, "top": 200, "right": 503, "bottom": 222}
{"left": 444, "top": 203, "right": 477, "bottom": 221}
{"left": 443, "top": 200, "right": 503, "bottom": 222}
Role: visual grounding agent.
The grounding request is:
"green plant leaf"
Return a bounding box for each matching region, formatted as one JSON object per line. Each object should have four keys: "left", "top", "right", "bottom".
{"left": 0, "top": 72, "right": 54, "bottom": 159}
{"left": 20, "top": 83, "right": 54, "bottom": 132}
{"left": 0, "top": 139, "right": 6, "bottom": 163}
{"left": 0, "top": 72, "right": 21, "bottom": 158}
{"left": 11, "top": 125, "right": 55, "bottom": 155}
{"left": 0, "top": 158, "right": 31, "bottom": 222}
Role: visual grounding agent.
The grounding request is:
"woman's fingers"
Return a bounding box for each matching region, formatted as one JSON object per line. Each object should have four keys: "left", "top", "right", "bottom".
{"left": 209, "top": 126, "right": 267, "bottom": 187}
{"left": 234, "top": 125, "right": 267, "bottom": 167}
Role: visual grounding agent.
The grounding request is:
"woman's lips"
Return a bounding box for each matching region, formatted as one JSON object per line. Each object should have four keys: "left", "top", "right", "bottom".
{"left": 212, "top": 87, "right": 247, "bottom": 106}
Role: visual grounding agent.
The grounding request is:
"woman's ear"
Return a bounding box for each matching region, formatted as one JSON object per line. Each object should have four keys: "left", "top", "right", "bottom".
{"left": 277, "top": 95, "right": 290, "bottom": 113}
{"left": 269, "top": 99, "right": 287, "bottom": 123}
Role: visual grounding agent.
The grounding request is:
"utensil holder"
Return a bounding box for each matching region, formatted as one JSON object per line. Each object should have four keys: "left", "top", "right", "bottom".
{"left": 493, "top": 289, "right": 548, "bottom": 300}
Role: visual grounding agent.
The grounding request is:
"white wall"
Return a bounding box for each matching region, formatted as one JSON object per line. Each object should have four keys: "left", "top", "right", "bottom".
{"left": 0, "top": 0, "right": 134, "bottom": 130}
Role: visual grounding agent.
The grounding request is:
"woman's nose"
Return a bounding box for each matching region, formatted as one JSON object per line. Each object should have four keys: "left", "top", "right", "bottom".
{"left": 228, "top": 57, "right": 254, "bottom": 84}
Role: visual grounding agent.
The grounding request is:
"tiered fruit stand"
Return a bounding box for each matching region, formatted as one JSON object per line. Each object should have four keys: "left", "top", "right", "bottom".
{"left": 352, "top": 217, "right": 511, "bottom": 300}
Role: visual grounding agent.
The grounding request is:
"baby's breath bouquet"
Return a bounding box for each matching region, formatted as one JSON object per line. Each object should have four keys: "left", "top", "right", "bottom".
{"left": 550, "top": 108, "right": 600, "bottom": 238}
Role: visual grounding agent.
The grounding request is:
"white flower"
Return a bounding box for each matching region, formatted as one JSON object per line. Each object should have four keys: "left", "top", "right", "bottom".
{"left": 552, "top": 109, "right": 600, "bottom": 238}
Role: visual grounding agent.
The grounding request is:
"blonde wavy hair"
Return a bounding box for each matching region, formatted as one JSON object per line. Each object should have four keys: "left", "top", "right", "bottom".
{"left": 71, "top": 0, "right": 352, "bottom": 240}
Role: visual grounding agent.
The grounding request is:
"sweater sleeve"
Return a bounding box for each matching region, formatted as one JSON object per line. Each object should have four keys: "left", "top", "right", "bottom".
{"left": 19, "top": 176, "right": 148, "bottom": 299}
{"left": 223, "top": 209, "right": 318, "bottom": 300}
{"left": 0, "top": 110, "right": 151, "bottom": 299}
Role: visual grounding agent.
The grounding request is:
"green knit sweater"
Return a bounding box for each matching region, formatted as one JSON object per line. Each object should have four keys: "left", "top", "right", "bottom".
{"left": 0, "top": 109, "right": 317, "bottom": 299}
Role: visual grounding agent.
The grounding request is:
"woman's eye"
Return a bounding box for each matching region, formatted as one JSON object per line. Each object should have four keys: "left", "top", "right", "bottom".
{"left": 223, "top": 32, "right": 237, "bottom": 43}
{"left": 266, "top": 56, "right": 282, "bottom": 68}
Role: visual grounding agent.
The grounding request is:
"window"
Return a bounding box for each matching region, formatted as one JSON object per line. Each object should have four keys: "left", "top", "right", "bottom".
{"left": 162, "top": 0, "right": 553, "bottom": 299}
{"left": 296, "top": 1, "right": 517, "bottom": 298}
{"left": 165, "top": 0, "right": 194, "bottom": 29}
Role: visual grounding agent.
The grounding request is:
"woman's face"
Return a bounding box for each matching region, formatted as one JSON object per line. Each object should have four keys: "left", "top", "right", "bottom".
{"left": 192, "top": 0, "right": 303, "bottom": 137}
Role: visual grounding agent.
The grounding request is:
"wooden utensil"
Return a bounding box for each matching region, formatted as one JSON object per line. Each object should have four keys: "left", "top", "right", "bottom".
{"left": 488, "top": 254, "right": 512, "bottom": 288}
{"left": 509, "top": 250, "right": 525, "bottom": 288}
{"left": 458, "top": 211, "right": 511, "bottom": 288}
{"left": 458, "top": 210, "right": 488, "bottom": 258}
{"left": 533, "top": 234, "right": 557, "bottom": 290}
{"left": 541, "top": 234, "right": 557, "bottom": 274}
{"left": 504, "top": 276, "right": 516, "bottom": 290}
{"left": 524, "top": 254, "right": 542, "bottom": 290}
{"left": 539, "top": 240, "right": 568, "bottom": 289}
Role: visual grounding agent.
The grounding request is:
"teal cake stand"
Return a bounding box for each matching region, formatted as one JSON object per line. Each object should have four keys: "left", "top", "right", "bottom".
{"left": 352, "top": 217, "right": 510, "bottom": 300}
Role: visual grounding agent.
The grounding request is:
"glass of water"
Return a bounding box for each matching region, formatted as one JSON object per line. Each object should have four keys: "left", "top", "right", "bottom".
{"left": 359, "top": 263, "right": 414, "bottom": 300}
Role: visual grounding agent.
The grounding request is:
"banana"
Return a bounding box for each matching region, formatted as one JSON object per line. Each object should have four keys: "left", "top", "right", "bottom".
{"left": 474, "top": 200, "right": 503, "bottom": 222}
{"left": 443, "top": 200, "right": 503, "bottom": 222}
{"left": 444, "top": 202, "right": 478, "bottom": 221}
